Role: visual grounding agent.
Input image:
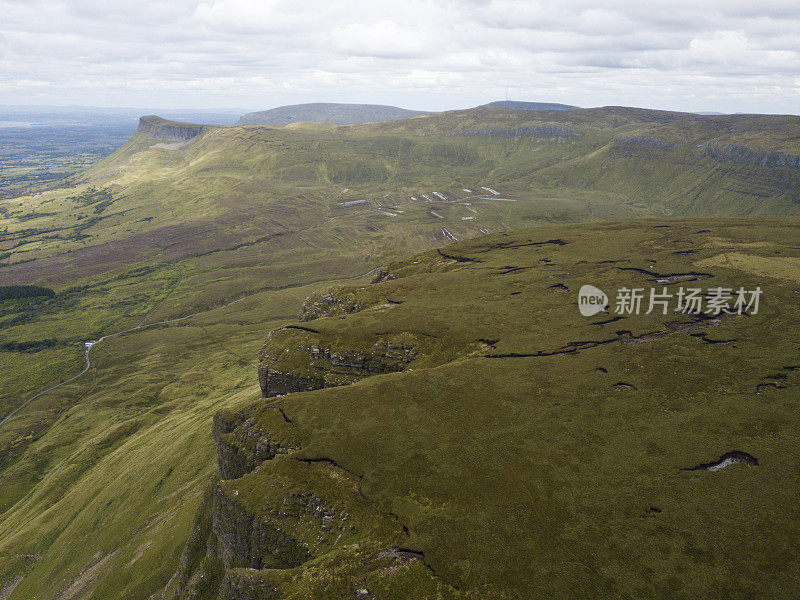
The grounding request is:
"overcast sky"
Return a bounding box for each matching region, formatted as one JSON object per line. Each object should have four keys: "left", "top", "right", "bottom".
{"left": 1, "top": 0, "right": 798, "bottom": 114}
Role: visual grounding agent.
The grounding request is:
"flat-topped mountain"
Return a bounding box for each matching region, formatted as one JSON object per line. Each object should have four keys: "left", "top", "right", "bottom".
{"left": 480, "top": 100, "right": 579, "bottom": 111}
{"left": 237, "top": 102, "right": 430, "bottom": 126}
{"left": 136, "top": 115, "right": 209, "bottom": 141}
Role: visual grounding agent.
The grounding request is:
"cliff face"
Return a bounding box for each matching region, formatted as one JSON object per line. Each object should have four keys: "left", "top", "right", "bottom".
{"left": 212, "top": 487, "right": 312, "bottom": 570}
{"left": 137, "top": 115, "right": 208, "bottom": 142}
{"left": 447, "top": 125, "right": 580, "bottom": 138}
{"left": 167, "top": 270, "right": 463, "bottom": 600}
{"left": 612, "top": 135, "right": 676, "bottom": 150}
{"left": 257, "top": 315, "right": 420, "bottom": 398}
{"left": 700, "top": 142, "right": 800, "bottom": 168}
{"left": 170, "top": 403, "right": 444, "bottom": 600}
{"left": 213, "top": 411, "right": 296, "bottom": 481}
{"left": 257, "top": 340, "right": 418, "bottom": 398}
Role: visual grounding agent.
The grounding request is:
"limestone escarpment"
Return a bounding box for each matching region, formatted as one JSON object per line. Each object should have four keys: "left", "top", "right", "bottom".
{"left": 137, "top": 115, "right": 208, "bottom": 142}
{"left": 448, "top": 125, "right": 580, "bottom": 138}
{"left": 212, "top": 486, "right": 312, "bottom": 570}
{"left": 166, "top": 221, "right": 800, "bottom": 599}
{"left": 213, "top": 411, "right": 296, "bottom": 480}
{"left": 257, "top": 327, "right": 419, "bottom": 398}
{"left": 700, "top": 142, "right": 800, "bottom": 169}
{"left": 611, "top": 135, "right": 677, "bottom": 150}
{"left": 170, "top": 414, "right": 435, "bottom": 600}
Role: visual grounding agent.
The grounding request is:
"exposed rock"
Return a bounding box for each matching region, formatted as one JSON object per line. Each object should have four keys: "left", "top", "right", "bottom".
{"left": 613, "top": 382, "right": 637, "bottom": 391}
{"left": 371, "top": 267, "right": 397, "bottom": 284}
{"left": 171, "top": 482, "right": 224, "bottom": 600}
{"left": 257, "top": 365, "right": 328, "bottom": 399}
{"left": 700, "top": 142, "right": 800, "bottom": 169}
{"left": 213, "top": 412, "right": 295, "bottom": 480}
{"left": 611, "top": 135, "right": 676, "bottom": 150}
{"left": 375, "top": 547, "right": 425, "bottom": 561}
{"left": 448, "top": 125, "right": 580, "bottom": 139}
{"left": 212, "top": 486, "right": 312, "bottom": 570}
{"left": 325, "top": 341, "right": 418, "bottom": 371}
{"left": 298, "top": 288, "right": 367, "bottom": 322}
{"left": 219, "top": 571, "right": 281, "bottom": 600}
{"left": 258, "top": 330, "right": 419, "bottom": 398}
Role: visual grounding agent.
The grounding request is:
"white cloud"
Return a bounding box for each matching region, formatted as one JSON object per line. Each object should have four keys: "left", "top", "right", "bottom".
{"left": 193, "top": 0, "right": 317, "bottom": 34}
{"left": 330, "top": 21, "right": 433, "bottom": 59}
{"left": 0, "top": 0, "right": 798, "bottom": 113}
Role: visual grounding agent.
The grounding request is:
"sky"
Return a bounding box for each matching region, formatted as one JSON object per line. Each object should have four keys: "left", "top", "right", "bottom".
{"left": 1, "top": 0, "right": 799, "bottom": 114}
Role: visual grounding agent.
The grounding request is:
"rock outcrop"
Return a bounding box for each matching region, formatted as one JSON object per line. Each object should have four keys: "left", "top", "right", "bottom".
{"left": 448, "top": 125, "right": 580, "bottom": 139}
{"left": 257, "top": 367, "right": 328, "bottom": 400}
{"left": 612, "top": 135, "right": 676, "bottom": 150}
{"left": 370, "top": 267, "right": 397, "bottom": 284}
{"left": 700, "top": 142, "right": 800, "bottom": 169}
{"left": 298, "top": 288, "right": 367, "bottom": 322}
{"left": 213, "top": 411, "right": 296, "bottom": 480}
{"left": 218, "top": 570, "right": 281, "bottom": 600}
{"left": 212, "top": 487, "right": 312, "bottom": 570}
{"left": 258, "top": 328, "right": 419, "bottom": 398}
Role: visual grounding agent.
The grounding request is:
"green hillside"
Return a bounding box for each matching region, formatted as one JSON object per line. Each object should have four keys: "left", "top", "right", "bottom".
{"left": 0, "top": 105, "right": 798, "bottom": 599}
{"left": 176, "top": 218, "right": 800, "bottom": 599}
{"left": 3, "top": 105, "right": 798, "bottom": 286}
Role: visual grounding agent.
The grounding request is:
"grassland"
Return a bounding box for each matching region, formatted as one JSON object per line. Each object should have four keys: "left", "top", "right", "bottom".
{"left": 0, "top": 105, "right": 798, "bottom": 599}
{"left": 201, "top": 219, "right": 800, "bottom": 599}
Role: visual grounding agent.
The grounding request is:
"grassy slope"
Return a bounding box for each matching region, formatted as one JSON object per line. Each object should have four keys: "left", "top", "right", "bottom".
{"left": 0, "top": 105, "right": 797, "bottom": 598}
{"left": 2, "top": 105, "right": 798, "bottom": 281}
{"left": 218, "top": 219, "right": 800, "bottom": 599}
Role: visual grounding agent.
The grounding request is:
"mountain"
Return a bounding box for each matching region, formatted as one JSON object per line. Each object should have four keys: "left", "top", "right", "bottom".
{"left": 136, "top": 115, "right": 209, "bottom": 141}
{"left": 3, "top": 105, "right": 798, "bottom": 289}
{"left": 176, "top": 218, "right": 800, "bottom": 599}
{"left": 0, "top": 104, "right": 799, "bottom": 599}
{"left": 480, "top": 100, "right": 579, "bottom": 111}
{"left": 237, "top": 102, "right": 430, "bottom": 126}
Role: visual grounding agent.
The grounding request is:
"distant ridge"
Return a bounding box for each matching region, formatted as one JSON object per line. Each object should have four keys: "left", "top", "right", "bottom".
{"left": 481, "top": 100, "right": 578, "bottom": 111}
{"left": 237, "top": 102, "right": 430, "bottom": 126}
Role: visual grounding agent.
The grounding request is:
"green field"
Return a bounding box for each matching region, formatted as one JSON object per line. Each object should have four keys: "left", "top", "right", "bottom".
{"left": 0, "top": 105, "right": 798, "bottom": 599}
